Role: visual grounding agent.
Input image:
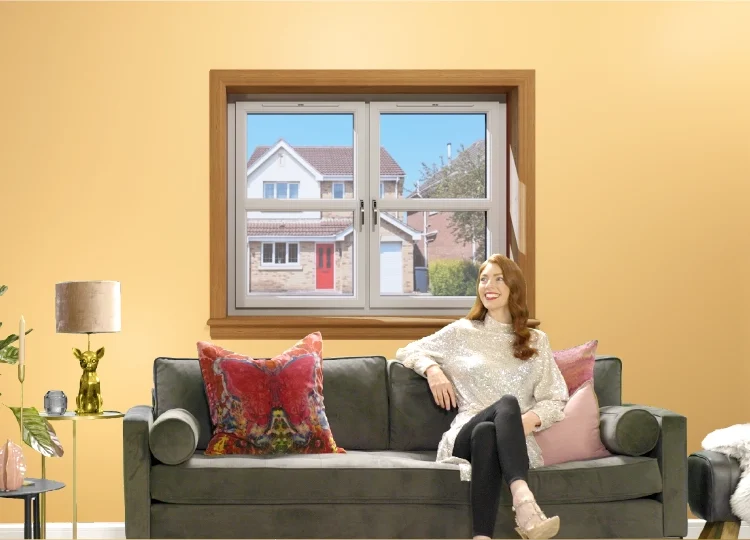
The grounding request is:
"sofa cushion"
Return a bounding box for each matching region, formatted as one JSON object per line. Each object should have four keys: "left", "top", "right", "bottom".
{"left": 533, "top": 381, "right": 611, "bottom": 466}
{"left": 149, "top": 408, "right": 200, "bottom": 465}
{"left": 388, "top": 360, "right": 455, "bottom": 451}
{"left": 593, "top": 356, "right": 622, "bottom": 407}
{"left": 150, "top": 451, "right": 662, "bottom": 506}
{"left": 599, "top": 405, "right": 660, "bottom": 456}
{"left": 388, "top": 357, "right": 623, "bottom": 451}
{"left": 154, "top": 358, "right": 213, "bottom": 450}
{"left": 197, "top": 335, "right": 344, "bottom": 455}
{"left": 553, "top": 340, "right": 598, "bottom": 396}
{"left": 153, "top": 355, "right": 389, "bottom": 452}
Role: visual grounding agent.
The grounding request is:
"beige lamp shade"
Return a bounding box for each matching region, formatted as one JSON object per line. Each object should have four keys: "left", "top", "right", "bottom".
{"left": 55, "top": 281, "right": 121, "bottom": 334}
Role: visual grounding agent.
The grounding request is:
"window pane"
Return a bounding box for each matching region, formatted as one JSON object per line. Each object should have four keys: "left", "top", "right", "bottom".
{"left": 333, "top": 183, "right": 344, "bottom": 199}
{"left": 288, "top": 183, "right": 299, "bottom": 199}
{"left": 246, "top": 211, "right": 355, "bottom": 296}
{"left": 277, "top": 183, "right": 288, "bottom": 200}
{"left": 274, "top": 243, "right": 286, "bottom": 264}
{"left": 379, "top": 210, "right": 486, "bottom": 296}
{"left": 288, "top": 243, "right": 299, "bottom": 264}
{"left": 246, "top": 113, "right": 354, "bottom": 200}
{"left": 379, "top": 113, "right": 487, "bottom": 200}
{"left": 263, "top": 183, "right": 275, "bottom": 199}
{"left": 262, "top": 243, "right": 273, "bottom": 263}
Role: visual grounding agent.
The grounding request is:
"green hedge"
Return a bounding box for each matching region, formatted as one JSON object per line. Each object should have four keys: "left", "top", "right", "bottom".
{"left": 428, "top": 259, "right": 480, "bottom": 296}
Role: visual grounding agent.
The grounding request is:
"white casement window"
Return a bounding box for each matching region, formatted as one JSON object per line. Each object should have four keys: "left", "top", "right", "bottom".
{"left": 263, "top": 182, "right": 299, "bottom": 199}
{"left": 261, "top": 242, "right": 299, "bottom": 267}
{"left": 227, "top": 98, "right": 506, "bottom": 315}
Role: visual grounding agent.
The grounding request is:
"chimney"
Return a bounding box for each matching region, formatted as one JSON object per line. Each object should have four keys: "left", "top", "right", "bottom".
{"left": 447, "top": 142, "right": 452, "bottom": 161}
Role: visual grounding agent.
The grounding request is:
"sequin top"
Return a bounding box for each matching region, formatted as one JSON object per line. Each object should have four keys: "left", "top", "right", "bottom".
{"left": 395, "top": 316, "right": 569, "bottom": 481}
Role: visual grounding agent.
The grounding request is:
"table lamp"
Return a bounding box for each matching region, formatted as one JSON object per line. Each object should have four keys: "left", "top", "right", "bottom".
{"left": 55, "top": 281, "right": 121, "bottom": 415}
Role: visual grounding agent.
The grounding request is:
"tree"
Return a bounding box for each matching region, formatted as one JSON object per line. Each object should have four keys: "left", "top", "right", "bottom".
{"left": 415, "top": 141, "right": 487, "bottom": 262}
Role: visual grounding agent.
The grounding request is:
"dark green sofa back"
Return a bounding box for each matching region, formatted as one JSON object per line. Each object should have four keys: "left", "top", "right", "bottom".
{"left": 151, "top": 355, "right": 622, "bottom": 453}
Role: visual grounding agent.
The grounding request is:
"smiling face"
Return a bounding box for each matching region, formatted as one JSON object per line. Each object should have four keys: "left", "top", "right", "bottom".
{"left": 478, "top": 262, "right": 511, "bottom": 316}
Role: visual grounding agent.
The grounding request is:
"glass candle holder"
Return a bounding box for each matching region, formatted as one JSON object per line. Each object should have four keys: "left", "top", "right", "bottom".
{"left": 44, "top": 390, "right": 68, "bottom": 415}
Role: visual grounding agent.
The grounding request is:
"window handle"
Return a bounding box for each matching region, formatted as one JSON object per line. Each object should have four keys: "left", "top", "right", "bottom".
{"left": 359, "top": 199, "right": 364, "bottom": 232}
{"left": 372, "top": 200, "right": 378, "bottom": 230}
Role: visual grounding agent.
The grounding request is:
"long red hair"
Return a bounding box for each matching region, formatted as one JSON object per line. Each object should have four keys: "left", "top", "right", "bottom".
{"left": 465, "top": 254, "right": 537, "bottom": 360}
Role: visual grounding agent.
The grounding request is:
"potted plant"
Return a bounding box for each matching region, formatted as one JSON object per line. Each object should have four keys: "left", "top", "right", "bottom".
{"left": 0, "top": 285, "right": 64, "bottom": 466}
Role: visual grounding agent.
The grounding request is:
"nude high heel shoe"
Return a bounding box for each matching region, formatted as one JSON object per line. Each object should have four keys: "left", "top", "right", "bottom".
{"left": 512, "top": 498, "right": 560, "bottom": 540}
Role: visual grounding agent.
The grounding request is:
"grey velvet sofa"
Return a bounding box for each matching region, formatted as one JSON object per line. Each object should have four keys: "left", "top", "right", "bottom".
{"left": 123, "top": 354, "right": 687, "bottom": 539}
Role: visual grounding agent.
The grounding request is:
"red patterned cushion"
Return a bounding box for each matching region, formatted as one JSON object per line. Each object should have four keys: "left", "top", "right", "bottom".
{"left": 197, "top": 332, "right": 344, "bottom": 455}
{"left": 553, "top": 339, "right": 598, "bottom": 396}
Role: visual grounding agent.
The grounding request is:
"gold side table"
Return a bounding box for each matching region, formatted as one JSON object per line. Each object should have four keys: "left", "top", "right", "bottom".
{"left": 39, "top": 411, "right": 124, "bottom": 540}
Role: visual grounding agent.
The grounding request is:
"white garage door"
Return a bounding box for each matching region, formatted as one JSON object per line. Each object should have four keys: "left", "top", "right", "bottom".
{"left": 380, "top": 242, "right": 403, "bottom": 294}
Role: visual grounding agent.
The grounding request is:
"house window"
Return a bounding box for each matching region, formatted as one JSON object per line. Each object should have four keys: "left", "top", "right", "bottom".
{"left": 227, "top": 99, "right": 506, "bottom": 315}
{"left": 261, "top": 242, "right": 299, "bottom": 267}
{"left": 262, "top": 182, "right": 299, "bottom": 199}
{"left": 332, "top": 182, "right": 345, "bottom": 199}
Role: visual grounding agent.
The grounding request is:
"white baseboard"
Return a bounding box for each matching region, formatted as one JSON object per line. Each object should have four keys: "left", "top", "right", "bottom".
{"left": 0, "top": 522, "right": 124, "bottom": 539}
{"left": 0, "top": 519, "right": 746, "bottom": 539}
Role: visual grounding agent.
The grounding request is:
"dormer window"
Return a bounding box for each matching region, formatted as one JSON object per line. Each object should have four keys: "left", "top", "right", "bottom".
{"left": 263, "top": 182, "right": 299, "bottom": 199}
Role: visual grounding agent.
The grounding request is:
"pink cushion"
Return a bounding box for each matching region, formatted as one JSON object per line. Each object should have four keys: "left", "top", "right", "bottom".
{"left": 553, "top": 340, "right": 598, "bottom": 396}
{"left": 533, "top": 381, "right": 611, "bottom": 466}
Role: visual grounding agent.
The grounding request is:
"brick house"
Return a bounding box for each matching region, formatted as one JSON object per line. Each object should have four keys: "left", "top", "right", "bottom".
{"left": 406, "top": 140, "right": 485, "bottom": 291}
{"left": 246, "top": 139, "right": 420, "bottom": 295}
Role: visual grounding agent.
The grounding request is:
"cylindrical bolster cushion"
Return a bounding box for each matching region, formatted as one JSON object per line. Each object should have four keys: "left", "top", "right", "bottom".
{"left": 149, "top": 408, "right": 199, "bottom": 465}
{"left": 598, "top": 406, "right": 660, "bottom": 456}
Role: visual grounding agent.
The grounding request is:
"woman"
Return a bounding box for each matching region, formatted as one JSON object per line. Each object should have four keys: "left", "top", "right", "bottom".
{"left": 396, "top": 254, "right": 568, "bottom": 540}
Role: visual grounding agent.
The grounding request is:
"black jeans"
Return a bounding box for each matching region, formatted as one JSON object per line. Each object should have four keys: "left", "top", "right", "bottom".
{"left": 452, "top": 395, "right": 530, "bottom": 537}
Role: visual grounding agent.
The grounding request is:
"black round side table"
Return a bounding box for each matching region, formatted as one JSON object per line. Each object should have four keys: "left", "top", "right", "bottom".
{"left": 0, "top": 478, "right": 65, "bottom": 539}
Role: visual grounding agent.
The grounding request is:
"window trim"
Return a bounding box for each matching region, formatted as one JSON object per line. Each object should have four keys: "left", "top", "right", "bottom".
{"left": 210, "top": 70, "right": 536, "bottom": 340}
{"left": 260, "top": 241, "right": 300, "bottom": 268}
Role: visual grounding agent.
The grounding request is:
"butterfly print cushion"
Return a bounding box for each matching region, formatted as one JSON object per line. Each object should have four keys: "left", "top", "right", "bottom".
{"left": 197, "top": 332, "right": 344, "bottom": 455}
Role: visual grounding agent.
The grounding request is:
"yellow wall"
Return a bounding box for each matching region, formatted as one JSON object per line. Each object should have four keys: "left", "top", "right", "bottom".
{"left": 1, "top": 1, "right": 748, "bottom": 524}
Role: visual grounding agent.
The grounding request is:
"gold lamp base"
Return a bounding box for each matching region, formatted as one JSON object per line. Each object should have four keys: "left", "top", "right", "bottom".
{"left": 73, "top": 335, "right": 105, "bottom": 415}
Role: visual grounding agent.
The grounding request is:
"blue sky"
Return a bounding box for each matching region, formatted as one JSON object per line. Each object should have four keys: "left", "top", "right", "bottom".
{"left": 246, "top": 113, "right": 485, "bottom": 194}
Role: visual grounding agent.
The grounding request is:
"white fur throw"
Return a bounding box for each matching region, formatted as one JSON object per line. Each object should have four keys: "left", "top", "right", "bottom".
{"left": 702, "top": 424, "right": 750, "bottom": 521}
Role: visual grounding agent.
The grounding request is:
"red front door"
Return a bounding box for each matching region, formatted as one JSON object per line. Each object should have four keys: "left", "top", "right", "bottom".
{"left": 316, "top": 244, "right": 334, "bottom": 290}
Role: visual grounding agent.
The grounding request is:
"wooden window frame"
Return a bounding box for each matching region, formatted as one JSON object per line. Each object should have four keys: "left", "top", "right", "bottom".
{"left": 209, "top": 70, "right": 536, "bottom": 340}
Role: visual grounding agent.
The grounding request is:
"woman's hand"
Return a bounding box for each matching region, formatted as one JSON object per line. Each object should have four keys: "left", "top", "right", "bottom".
{"left": 425, "top": 365, "right": 457, "bottom": 410}
{"left": 521, "top": 411, "right": 541, "bottom": 436}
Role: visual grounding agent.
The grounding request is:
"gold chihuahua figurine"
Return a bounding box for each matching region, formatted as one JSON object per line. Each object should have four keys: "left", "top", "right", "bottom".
{"left": 74, "top": 347, "right": 105, "bottom": 415}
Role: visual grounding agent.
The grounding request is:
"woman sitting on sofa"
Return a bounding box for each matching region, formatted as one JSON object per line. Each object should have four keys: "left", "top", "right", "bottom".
{"left": 396, "top": 253, "right": 568, "bottom": 540}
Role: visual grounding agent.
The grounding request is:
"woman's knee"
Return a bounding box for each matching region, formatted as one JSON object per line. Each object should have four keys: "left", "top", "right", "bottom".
{"left": 470, "top": 421, "right": 497, "bottom": 449}
{"left": 495, "top": 394, "right": 521, "bottom": 414}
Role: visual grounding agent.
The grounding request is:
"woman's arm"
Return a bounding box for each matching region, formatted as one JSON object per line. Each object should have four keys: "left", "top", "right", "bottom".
{"left": 527, "top": 331, "right": 569, "bottom": 431}
{"left": 394, "top": 321, "right": 460, "bottom": 378}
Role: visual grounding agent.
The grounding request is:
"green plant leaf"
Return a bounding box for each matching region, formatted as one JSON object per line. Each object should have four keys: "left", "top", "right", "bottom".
{"left": 0, "top": 285, "right": 7, "bottom": 296}
{"left": 0, "top": 344, "right": 19, "bottom": 364}
{"left": 8, "top": 406, "right": 65, "bottom": 458}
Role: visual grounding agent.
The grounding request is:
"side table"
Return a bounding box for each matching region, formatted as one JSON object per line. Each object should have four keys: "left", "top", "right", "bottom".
{"left": 40, "top": 411, "right": 124, "bottom": 540}
{"left": 0, "top": 478, "right": 65, "bottom": 539}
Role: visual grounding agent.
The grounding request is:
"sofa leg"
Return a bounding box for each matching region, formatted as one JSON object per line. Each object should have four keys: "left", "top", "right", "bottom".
{"left": 699, "top": 521, "right": 740, "bottom": 539}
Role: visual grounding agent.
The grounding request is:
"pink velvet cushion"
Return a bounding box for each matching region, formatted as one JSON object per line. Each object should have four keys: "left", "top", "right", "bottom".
{"left": 533, "top": 381, "right": 611, "bottom": 466}
{"left": 553, "top": 339, "right": 598, "bottom": 396}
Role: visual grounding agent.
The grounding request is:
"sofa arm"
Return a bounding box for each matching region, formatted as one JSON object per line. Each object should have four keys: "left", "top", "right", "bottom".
{"left": 123, "top": 405, "right": 154, "bottom": 539}
{"left": 617, "top": 404, "right": 687, "bottom": 538}
{"left": 599, "top": 405, "right": 660, "bottom": 456}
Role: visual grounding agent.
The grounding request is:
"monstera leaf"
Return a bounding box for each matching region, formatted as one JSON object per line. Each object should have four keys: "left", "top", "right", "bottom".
{"left": 8, "top": 406, "right": 65, "bottom": 457}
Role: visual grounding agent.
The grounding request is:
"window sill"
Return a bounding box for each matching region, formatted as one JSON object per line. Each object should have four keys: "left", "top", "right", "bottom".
{"left": 258, "top": 265, "right": 303, "bottom": 271}
{"left": 207, "top": 316, "right": 540, "bottom": 340}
